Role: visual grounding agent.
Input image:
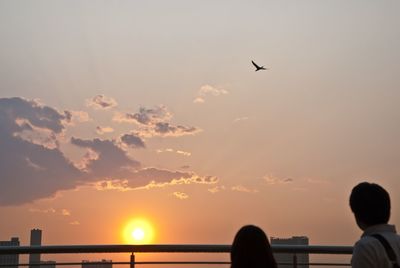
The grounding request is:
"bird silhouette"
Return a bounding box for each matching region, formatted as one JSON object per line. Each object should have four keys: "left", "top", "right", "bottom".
{"left": 251, "top": 60, "right": 267, "bottom": 71}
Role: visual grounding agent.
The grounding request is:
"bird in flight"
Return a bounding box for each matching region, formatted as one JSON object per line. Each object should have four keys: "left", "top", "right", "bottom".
{"left": 251, "top": 60, "right": 267, "bottom": 71}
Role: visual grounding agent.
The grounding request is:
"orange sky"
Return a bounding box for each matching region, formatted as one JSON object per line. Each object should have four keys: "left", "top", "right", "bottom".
{"left": 0, "top": 2, "right": 399, "bottom": 263}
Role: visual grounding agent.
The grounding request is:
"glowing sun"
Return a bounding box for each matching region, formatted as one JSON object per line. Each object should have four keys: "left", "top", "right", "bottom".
{"left": 123, "top": 218, "right": 154, "bottom": 244}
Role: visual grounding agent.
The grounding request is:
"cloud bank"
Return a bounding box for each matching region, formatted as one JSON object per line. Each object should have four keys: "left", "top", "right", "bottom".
{"left": 0, "top": 97, "right": 209, "bottom": 206}
{"left": 0, "top": 97, "right": 81, "bottom": 205}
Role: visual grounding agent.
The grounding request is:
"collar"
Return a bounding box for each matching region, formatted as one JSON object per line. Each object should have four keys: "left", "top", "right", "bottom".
{"left": 361, "top": 224, "right": 397, "bottom": 237}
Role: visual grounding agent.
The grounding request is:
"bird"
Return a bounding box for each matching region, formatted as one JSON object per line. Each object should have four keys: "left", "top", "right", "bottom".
{"left": 251, "top": 60, "right": 267, "bottom": 71}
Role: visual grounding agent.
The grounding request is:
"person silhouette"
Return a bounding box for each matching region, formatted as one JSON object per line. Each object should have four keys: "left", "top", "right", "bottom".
{"left": 350, "top": 182, "right": 400, "bottom": 268}
{"left": 231, "top": 225, "right": 277, "bottom": 268}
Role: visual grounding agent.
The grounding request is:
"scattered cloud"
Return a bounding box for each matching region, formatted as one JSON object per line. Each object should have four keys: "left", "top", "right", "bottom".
{"left": 86, "top": 95, "right": 117, "bottom": 110}
{"left": 61, "top": 209, "right": 71, "bottom": 216}
{"left": 157, "top": 148, "right": 191, "bottom": 157}
{"left": 263, "top": 175, "right": 294, "bottom": 185}
{"left": 149, "top": 122, "right": 200, "bottom": 137}
{"left": 208, "top": 185, "right": 226, "bottom": 194}
{"left": 94, "top": 179, "right": 131, "bottom": 192}
{"left": 94, "top": 168, "right": 218, "bottom": 191}
{"left": 233, "top": 117, "right": 249, "bottom": 123}
{"left": 120, "top": 133, "right": 146, "bottom": 148}
{"left": 65, "top": 111, "right": 91, "bottom": 125}
{"left": 96, "top": 126, "right": 114, "bottom": 135}
{"left": 172, "top": 192, "right": 189, "bottom": 200}
{"left": 113, "top": 106, "right": 171, "bottom": 125}
{"left": 231, "top": 185, "right": 258, "bottom": 193}
{"left": 176, "top": 150, "right": 191, "bottom": 157}
{"left": 193, "top": 85, "right": 228, "bottom": 104}
{"left": 113, "top": 106, "right": 201, "bottom": 137}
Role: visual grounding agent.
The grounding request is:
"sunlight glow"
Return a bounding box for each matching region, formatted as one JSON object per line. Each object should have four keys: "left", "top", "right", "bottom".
{"left": 123, "top": 218, "right": 154, "bottom": 244}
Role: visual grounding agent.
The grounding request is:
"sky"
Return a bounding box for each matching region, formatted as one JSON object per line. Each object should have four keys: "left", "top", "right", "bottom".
{"left": 1, "top": 0, "right": 400, "bottom": 261}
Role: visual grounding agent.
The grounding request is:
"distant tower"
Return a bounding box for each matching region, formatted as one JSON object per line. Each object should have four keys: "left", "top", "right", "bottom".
{"left": 0, "top": 237, "right": 20, "bottom": 268}
{"left": 271, "top": 236, "right": 309, "bottom": 268}
{"left": 29, "top": 229, "right": 42, "bottom": 268}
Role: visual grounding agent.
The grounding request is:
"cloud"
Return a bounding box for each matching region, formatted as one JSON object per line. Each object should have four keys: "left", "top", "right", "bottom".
{"left": 150, "top": 122, "right": 200, "bottom": 137}
{"left": 120, "top": 133, "right": 146, "bottom": 148}
{"left": 231, "top": 185, "right": 258, "bottom": 193}
{"left": 176, "top": 150, "right": 191, "bottom": 157}
{"left": 172, "top": 192, "right": 189, "bottom": 200}
{"left": 113, "top": 106, "right": 171, "bottom": 125}
{"left": 94, "top": 168, "right": 218, "bottom": 191}
{"left": 0, "top": 97, "right": 83, "bottom": 205}
{"left": 96, "top": 126, "right": 114, "bottom": 135}
{"left": 113, "top": 106, "right": 201, "bottom": 137}
{"left": 263, "top": 175, "right": 294, "bottom": 185}
{"left": 71, "top": 137, "right": 140, "bottom": 178}
{"left": 233, "top": 117, "right": 249, "bottom": 123}
{"left": 70, "top": 221, "right": 80, "bottom": 225}
{"left": 64, "top": 111, "right": 91, "bottom": 125}
{"left": 193, "top": 85, "right": 228, "bottom": 104}
{"left": 61, "top": 209, "right": 71, "bottom": 216}
{"left": 86, "top": 95, "right": 117, "bottom": 110}
{"left": 157, "top": 148, "right": 191, "bottom": 157}
{"left": 0, "top": 97, "right": 209, "bottom": 205}
{"left": 208, "top": 185, "right": 226, "bottom": 194}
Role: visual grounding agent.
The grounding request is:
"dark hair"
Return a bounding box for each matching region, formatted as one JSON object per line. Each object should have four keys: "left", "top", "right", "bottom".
{"left": 231, "top": 225, "right": 277, "bottom": 268}
{"left": 349, "top": 182, "right": 391, "bottom": 226}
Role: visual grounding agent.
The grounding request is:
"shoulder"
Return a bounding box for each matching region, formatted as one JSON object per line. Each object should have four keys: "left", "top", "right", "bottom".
{"left": 352, "top": 237, "right": 384, "bottom": 268}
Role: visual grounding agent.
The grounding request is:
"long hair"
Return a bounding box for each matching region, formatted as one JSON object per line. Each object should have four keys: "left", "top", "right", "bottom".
{"left": 231, "top": 225, "right": 277, "bottom": 268}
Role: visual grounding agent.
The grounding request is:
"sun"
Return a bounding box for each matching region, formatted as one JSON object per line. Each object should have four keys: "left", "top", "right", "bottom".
{"left": 122, "top": 218, "right": 154, "bottom": 244}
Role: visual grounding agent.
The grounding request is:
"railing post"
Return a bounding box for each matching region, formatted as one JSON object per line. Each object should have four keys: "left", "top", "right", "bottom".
{"left": 293, "top": 254, "right": 297, "bottom": 268}
{"left": 130, "top": 253, "right": 135, "bottom": 268}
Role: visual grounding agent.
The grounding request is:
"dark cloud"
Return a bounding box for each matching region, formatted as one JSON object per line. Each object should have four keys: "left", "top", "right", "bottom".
{"left": 71, "top": 137, "right": 140, "bottom": 179}
{"left": 113, "top": 105, "right": 201, "bottom": 137}
{"left": 114, "top": 106, "right": 171, "bottom": 125}
{"left": 86, "top": 95, "right": 117, "bottom": 110}
{"left": 0, "top": 97, "right": 68, "bottom": 135}
{"left": 120, "top": 133, "right": 146, "bottom": 148}
{"left": 0, "top": 97, "right": 206, "bottom": 205}
{"left": 0, "top": 97, "right": 81, "bottom": 205}
{"left": 153, "top": 122, "right": 199, "bottom": 136}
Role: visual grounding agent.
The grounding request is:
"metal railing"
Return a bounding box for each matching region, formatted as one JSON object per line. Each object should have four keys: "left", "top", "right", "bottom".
{"left": 0, "top": 244, "right": 354, "bottom": 267}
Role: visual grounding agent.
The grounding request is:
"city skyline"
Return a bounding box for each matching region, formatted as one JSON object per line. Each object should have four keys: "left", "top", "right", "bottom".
{"left": 0, "top": 0, "right": 399, "bottom": 253}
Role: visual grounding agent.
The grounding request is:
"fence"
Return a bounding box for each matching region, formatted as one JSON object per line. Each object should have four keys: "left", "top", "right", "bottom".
{"left": 0, "top": 244, "right": 353, "bottom": 267}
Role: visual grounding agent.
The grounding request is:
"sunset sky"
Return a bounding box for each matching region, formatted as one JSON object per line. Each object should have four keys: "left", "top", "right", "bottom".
{"left": 1, "top": 0, "right": 400, "bottom": 256}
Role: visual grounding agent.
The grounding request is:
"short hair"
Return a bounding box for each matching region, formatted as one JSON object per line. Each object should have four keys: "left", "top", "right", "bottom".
{"left": 231, "top": 225, "right": 277, "bottom": 268}
{"left": 349, "top": 182, "right": 391, "bottom": 226}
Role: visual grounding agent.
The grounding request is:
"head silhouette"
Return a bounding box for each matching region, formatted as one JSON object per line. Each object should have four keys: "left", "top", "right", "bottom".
{"left": 231, "top": 225, "right": 277, "bottom": 268}
{"left": 350, "top": 182, "right": 391, "bottom": 229}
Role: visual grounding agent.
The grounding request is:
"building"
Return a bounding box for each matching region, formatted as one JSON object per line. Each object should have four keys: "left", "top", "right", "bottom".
{"left": 29, "top": 229, "right": 42, "bottom": 268}
{"left": 81, "top": 259, "right": 112, "bottom": 268}
{"left": 271, "top": 236, "right": 309, "bottom": 268}
{"left": 0, "top": 237, "right": 20, "bottom": 268}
